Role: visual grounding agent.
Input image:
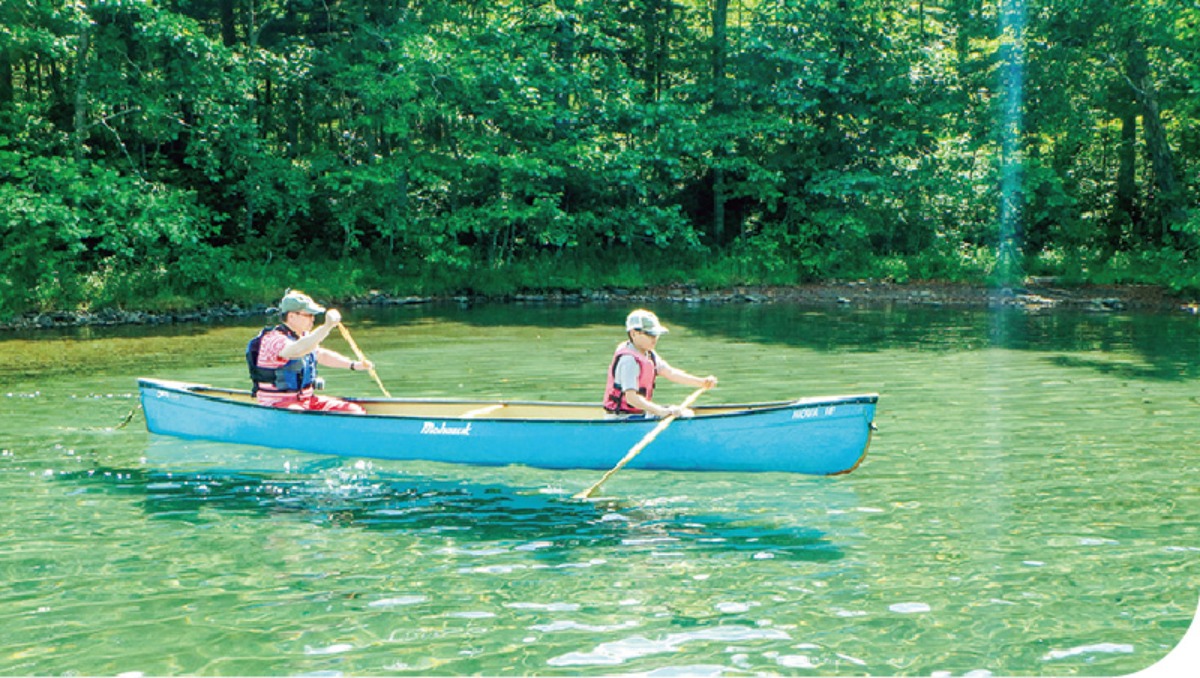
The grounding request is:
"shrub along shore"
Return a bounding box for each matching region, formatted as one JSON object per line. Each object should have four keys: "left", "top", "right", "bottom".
{"left": 2, "top": 281, "right": 1194, "bottom": 333}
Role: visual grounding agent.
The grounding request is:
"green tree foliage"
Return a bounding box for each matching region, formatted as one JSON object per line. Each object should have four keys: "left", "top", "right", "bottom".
{"left": 1, "top": 0, "right": 1197, "bottom": 316}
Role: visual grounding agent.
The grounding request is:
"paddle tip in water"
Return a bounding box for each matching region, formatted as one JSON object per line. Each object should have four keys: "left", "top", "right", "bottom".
{"left": 571, "top": 491, "right": 616, "bottom": 503}
{"left": 572, "top": 386, "right": 708, "bottom": 501}
{"left": 572, "top": 485, "right": 620, "bottom": 501}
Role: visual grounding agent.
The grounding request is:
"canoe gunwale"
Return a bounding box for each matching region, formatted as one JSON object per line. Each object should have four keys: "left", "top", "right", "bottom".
{"left": 137, "top": 377, "right": 879, "bottom": 425}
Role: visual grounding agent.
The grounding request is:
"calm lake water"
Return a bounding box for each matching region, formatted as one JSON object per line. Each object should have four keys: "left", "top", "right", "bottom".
{"left": 1, "top": 301, "right": 1197, "bottom": 676}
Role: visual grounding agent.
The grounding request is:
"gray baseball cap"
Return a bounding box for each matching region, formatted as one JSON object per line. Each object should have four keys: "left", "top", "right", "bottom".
{"left": 278, "top": 290, "right": 326, "bottom": 315}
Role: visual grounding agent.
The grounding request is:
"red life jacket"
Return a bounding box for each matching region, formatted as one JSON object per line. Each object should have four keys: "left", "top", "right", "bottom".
{"left": 603, "top": 342, "right": 658, "bottom": 413}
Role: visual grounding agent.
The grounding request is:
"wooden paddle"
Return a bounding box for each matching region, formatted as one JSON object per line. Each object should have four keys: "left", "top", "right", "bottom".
{"left": 337, "top": 323, "right": 392, "bottom": 398}
{"left": 574, "top": 386, "right": 708, "bottom": 500}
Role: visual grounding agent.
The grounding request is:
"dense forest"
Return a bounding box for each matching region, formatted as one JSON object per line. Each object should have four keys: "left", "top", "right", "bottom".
{"left": 1, "top": 0, "right": 1197, "bottom": 317}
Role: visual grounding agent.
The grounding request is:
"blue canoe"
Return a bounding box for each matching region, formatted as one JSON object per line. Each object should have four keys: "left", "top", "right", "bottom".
{"left": 137, "top": 378, "right": 878, "bottom": 476}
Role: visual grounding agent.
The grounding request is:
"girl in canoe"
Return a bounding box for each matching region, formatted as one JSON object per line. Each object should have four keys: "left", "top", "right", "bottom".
{"left": 603, "top": 309, "right": 718, "bottom": 418}
{"left": 247, "top": 290, "right": 375, "bottom": 414}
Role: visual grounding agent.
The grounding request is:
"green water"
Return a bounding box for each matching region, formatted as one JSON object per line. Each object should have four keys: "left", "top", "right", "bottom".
{"left": 1, "top": 302, "right": 1197, "bottom": 676}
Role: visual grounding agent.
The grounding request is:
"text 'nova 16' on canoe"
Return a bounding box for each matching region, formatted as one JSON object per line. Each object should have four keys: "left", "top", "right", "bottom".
{"left": 137, "top": 378, "right": 878, "bottom": 476}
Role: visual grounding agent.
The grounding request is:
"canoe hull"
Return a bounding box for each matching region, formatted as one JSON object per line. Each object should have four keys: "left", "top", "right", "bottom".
{"left": 138, "top": 378, "right": 877, "bottom": 475}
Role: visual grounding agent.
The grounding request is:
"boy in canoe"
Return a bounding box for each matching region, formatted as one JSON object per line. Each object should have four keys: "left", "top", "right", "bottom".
{"left": 603, "top": 309, "right": 718, "bottom": 418}
{"left": 247, "top": 290, "right": 375, "bottom": 414}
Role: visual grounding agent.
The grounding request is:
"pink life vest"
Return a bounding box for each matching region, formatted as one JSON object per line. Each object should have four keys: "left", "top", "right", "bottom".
{"left": 603, "top": 342, "right": 658, "bottom": 413}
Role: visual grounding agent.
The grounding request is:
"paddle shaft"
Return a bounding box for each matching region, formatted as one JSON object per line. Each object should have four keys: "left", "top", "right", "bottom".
{"left": 574, "top": 386, "right": 708, "bottom": 500}
{"left": 337, "top": 323, "right": 392, "bottom": 398}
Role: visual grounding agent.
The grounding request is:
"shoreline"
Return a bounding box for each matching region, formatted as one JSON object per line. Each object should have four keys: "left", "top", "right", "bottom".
{"left": 1, "top": 281, "right": 1196, "bottom": 332}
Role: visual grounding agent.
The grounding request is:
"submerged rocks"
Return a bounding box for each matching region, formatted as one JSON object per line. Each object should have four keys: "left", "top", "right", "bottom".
{"left": 0, "top": 304, "right": 271, "bottom": 331}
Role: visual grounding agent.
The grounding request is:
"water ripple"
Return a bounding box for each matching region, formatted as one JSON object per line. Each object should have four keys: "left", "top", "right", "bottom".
{"left": 547, "top": 626, "right": 791, "bottom": 667}
{"left": 1042, "top": 642, "right": 1135, "bottom": 661}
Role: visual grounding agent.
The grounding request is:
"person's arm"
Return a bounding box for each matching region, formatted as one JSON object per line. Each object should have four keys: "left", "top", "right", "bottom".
{"left": 623, "top": 390, "right": 674, "bottom": 418}
{"left": 279, "top": 309, "right": 341, "bottom": 359}
{"left": 315, "top": 347, "right": 374, "bottom": 372}
{"left": 614, "top": 354, "right": 672, "bottom": 417}
{"left": 657, "top": 357, "right": 718, "bottom": 390}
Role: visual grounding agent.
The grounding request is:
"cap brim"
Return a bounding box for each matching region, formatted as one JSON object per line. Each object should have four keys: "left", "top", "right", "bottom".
{"left": 282, "top": 303, "right": 326, "bottom": 314}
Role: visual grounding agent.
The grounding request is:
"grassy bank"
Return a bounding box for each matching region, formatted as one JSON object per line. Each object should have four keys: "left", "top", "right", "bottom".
{"left": 1, "top": 246, "right": 1197, "bottom": 323}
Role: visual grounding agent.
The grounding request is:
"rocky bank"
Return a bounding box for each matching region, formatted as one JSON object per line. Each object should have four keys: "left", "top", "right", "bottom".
{"left": 1, "top": 281, "right": 1196, "bottom": 332}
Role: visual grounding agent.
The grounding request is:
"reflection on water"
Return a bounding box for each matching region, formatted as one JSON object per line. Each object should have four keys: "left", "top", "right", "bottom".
{"left": 4, "top": 301, "right": 1199, "bottom": 388}
{"left": 1, "top": 301, "right": 1197, "bottom": 676}
{"left": 71, "top": 437, "right": 848, "bottom": 565}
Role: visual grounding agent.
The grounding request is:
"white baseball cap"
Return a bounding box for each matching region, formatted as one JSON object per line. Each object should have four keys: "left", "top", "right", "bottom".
{"left": 625, "top": 309, "right": 669, "bottom": 336}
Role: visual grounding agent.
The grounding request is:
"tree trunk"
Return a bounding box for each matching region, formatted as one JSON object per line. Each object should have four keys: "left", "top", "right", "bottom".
{"left": 220, "top": 0, "right": 237, "bottom": 47}
{"left": 1125, "top": 35, "right": 1184, "bottom": 240}
{"left": 554, "top": 0, "right": 576, "bottom": 120}
{"left": 73, "top": 21, "right": 91, "bottom": 165}
{"left": 643, "top": 0, "right": 671, "bottom": 102}
{"left": 0, "top": 48, "right": 12, "bottom": 107}
{"left": 711, "top": 0, "right": 729, "bottom": 244}
{"left": 1112, "top": 109, "right": 1138, "bottom": 246}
